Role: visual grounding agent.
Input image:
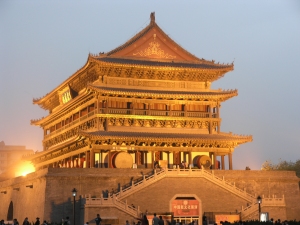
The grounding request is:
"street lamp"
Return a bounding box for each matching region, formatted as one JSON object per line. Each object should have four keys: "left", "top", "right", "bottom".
{"left": 72, "top": 188, "right": 77, "bottom": 225}
{"left": 257, "top": 195, "right": 262, "bottom": 221}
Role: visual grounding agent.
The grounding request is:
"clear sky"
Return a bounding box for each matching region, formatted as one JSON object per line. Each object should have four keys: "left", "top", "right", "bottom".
{"left": 1, "top": 1, "right": 300, "bottom": 170}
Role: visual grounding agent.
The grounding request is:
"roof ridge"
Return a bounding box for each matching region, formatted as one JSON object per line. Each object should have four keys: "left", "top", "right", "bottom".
{"left": 104, "top": 13, "right": 213, "bottom": 64}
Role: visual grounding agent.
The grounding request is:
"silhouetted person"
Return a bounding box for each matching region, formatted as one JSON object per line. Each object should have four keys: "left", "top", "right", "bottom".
{"left": 34, "top": 218, "right": 40, "bottom": 225}
{"left": 158, "top": 216, "right": 164, "bottom": 225}
{"left": 23, "top": 218, "right": 29, "bottom": 225}
{"left": 95, "top": 214, "right": 102, "bottom": 225}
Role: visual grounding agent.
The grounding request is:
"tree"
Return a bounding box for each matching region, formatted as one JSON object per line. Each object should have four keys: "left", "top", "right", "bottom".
{"left": 261, "top": 159, "right": 300, "bottom": 177}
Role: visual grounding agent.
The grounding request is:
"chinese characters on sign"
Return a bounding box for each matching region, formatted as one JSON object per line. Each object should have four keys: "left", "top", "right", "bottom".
{"left": 171, "top": 200, "right": 199, "bottom": 217}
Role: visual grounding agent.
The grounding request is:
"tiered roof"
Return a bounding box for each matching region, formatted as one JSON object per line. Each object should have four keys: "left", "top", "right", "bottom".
{"left": 33, "top": 12, "right": 234, "bottom": 112}
{"left": 78, "top": 130, "right": 252, "bottom": 150}
{"left": 88, "top": 84, "right": 238, "bottom": 101}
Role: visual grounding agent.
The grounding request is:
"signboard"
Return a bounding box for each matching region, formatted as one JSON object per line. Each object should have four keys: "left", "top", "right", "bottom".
{"left": 171, "top": 199, "right": 199, "bottom": 217}
{"left": 215, "top": 215, "right": 240, "bottom": 225}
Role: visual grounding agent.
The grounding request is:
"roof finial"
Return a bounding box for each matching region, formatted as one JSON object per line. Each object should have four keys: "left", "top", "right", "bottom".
{"left": 150, "top": 12, "right": 155, "bottom": 25}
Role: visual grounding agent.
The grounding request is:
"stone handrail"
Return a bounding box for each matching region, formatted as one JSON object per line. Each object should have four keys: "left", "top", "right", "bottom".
{"left": 114, "top": 168, "right": 254, "bottom": 202}
{"left": 241, "top": 196, "right": 285, "bottom": 219}
{"left": 84, "top": 168, "right": 285, "bottom": 219}
{"left": 83, "top": 194, "right": 141, "bottom": 217}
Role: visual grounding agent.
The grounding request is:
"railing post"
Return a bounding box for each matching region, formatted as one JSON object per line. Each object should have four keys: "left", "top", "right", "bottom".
{"left": 137, "top": 206, "right": 140, "bottom": 217}
{"left": 125, "top": 199, "right": 128, "bottom": 210}
{"left": 154, "top": 170, "right": 157, "bottom": 179}
{"left": 120, "top": 186, "right": 122, "bottom": 197}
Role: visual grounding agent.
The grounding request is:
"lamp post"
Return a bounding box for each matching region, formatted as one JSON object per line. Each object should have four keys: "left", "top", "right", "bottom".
{"left": 257, "top": 195, "right": 262, "bottom": 221}
{"left": 72, "top": 188, "right": 77, "bottom": 225}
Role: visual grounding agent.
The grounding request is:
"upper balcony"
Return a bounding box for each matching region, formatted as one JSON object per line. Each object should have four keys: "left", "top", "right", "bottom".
{"left": 44, "top": 107, "right": 219, "bottom": 140}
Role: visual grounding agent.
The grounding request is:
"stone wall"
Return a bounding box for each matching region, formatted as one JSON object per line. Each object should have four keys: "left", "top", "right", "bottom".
{"left": 0, "top": 168, "right": 299, "bottom": 224}
{"left": 0, "top": 169, "right": 47, "bottom": 223}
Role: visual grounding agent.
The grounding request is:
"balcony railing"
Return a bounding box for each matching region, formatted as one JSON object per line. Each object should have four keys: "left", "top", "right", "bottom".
{"left": 102, "top": 108, "right": 215, "bottom": 118}
{"left": 45, "top": 108, "right": 218, "bottom": 138}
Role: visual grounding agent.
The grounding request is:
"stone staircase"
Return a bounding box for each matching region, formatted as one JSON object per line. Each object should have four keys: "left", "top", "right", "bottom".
{"left": 83, "top": 168, "right": 285, "bottom": 219}
{"left": 115, "top": 168, "right": 254, "bottom": 202}
{"left": 240, "top": 195, "right": 285, "bottom": 219}
{"left": 83, "top": 195, "right": 141, "bottom": 217}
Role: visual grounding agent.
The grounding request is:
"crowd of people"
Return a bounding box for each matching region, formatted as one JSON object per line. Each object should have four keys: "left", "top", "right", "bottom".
{"left": 0, "top": 217, "right": 49, "bottom": 225}
{"left": 2, "top": 214, "right": 300, "bottom": 225}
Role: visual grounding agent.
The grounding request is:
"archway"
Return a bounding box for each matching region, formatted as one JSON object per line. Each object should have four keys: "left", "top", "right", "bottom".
{"left": 7, "top": 201, "right": 13, "bottom": 221}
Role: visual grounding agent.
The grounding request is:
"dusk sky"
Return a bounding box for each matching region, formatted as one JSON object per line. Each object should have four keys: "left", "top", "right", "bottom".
{"left": 1, "top": 1, "right": 299, "bottom": 170}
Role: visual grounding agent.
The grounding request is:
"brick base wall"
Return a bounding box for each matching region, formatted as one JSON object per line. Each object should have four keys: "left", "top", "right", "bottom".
{"left": 0, "top": 168, "right": 299, "bottom": 224}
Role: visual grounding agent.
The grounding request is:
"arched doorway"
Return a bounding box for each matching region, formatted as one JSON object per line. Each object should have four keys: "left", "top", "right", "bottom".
{"left": 7, "top": 201, "right": 13, "bottom": 221}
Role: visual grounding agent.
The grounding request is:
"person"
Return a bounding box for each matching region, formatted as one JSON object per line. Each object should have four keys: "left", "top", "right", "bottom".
{"left": 158, "top": 216, "right": 164, "bottom": 225}
{"left": 136, "top": 215, "right": 148, "bottom": 225}
{"left": 84, "top": 222, "right": 89, "bottom": 225}
{"left": 43, "top": 221, "right": 47, "bottom": 225}
{"left": 154, "top": 161, "right": 160, "bottom": 169}
{"left": 13, "top": 219, "right": 19, "bottom": 225}
{"left": 143, "top": 215, "right": 149, "bottom": 225}
{"left": 64, "top": 217, "right": 70, "bottom": 225}
{"left": 152, "top": 213, "right": 159, "bottom": 225}
{"left": 23, "top": 218, "right": 29, "bottom": 225}
{"left": 0, "top": 220, "right": 5, "bottom": 225}
{"left": 181, "top": 161, "right": 186, "bottom": 169}
{"left": 126, "top": 221, "right": 130, "bottom": 225}
{"left": 95, "top": 214, "right": 102, "bottom": 225}
{"left": 34, "top": 218, "right": 40, "bottom": 225}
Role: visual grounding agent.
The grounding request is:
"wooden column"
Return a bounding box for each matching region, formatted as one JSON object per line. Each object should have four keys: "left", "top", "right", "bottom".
{"left": 135, "top": 151, "right": 138, "bottom": 165}
{"left": 188, "top": 152, "right": 192, "bottom": 167}
{"left": 215, "top": 153, "right": 219, "bottom": 169}
{"left": 152, "top": 151, "right": 155, "bottom": 168}
{"left": 108, "top": 150, "right": 111, "bottom": 168}
{"left": 90, "top": 149, "right": 95, "bottom": 168}
{"left": 228, "top": 152, "right": 233, "bottom": 170}
{"left": 85, "top": 151, "right": 89, "bottom": 168}
{"left": 145, "top": 151, "right": 148, "bottom": 168}
{"left": 221, "top": 155, "right": 225, "bottom": 170}
{"left": 105, "top": 99, "right": 108, "bottom": 113}
{"left": 210, "top": 152, "right": 214, "bottom": 169}
{"left": 132, "top": 101, "right": 135, "bottom": 115}
{"left": 100, "top": 150, "right": 103, "bottom": 168}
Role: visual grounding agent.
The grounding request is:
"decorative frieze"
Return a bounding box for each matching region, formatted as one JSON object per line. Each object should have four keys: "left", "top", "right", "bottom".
{"left": 99, "top": 64, "right": 223, "bottom": 82}
{"left": 106, "top": 117, "right": 210, "bottom": 129}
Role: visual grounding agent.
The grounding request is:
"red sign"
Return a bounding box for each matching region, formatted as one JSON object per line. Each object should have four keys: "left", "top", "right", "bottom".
{"left": 171, "top": 199, "right": 199, "bottom": 217}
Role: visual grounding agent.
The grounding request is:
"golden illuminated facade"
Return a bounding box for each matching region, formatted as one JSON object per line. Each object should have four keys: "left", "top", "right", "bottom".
{"left": 30, "top": 13, "right": 252, "bottom": 171}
